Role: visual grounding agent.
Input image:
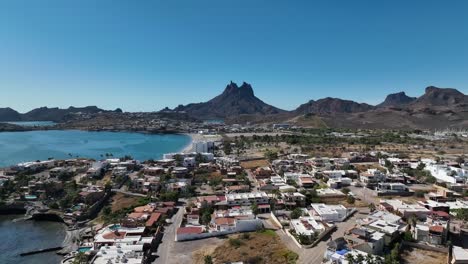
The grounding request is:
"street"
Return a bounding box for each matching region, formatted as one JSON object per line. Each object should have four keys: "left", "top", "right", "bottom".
{"left": 152, "top": 206, "right": 185, "bottom": 264}
{"left": 246, "top": 169, "right": 260, "bottom": 190}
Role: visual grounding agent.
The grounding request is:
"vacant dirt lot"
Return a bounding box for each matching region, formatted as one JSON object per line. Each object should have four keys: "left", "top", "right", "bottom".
{"left": 199, "top": 231, "right": 298, "bottom": 264}
{"left": 400, "top": 247, "right": 447, "bottom": 264}
{"left": 240, "top": 159, "right": 269, "bottom": 169}
{"left": 110, "top": 193, "right": 139, "bottom": 212}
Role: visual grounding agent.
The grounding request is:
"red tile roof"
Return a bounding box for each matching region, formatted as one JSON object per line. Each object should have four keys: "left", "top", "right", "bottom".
{"left": 430, "top": 210, "right": 450, "bottom": 218}
{"left": 177, "top": 226, "right": 203, "bottom": 235}
{"left": 128, "top": 212, "right": 146, "bottom": 219}
{"left": 430, "top": 225, "right": 444, "bottom": 233}
{"left": 162, "top": 201, "right": 176, "bottom": 207}
{"left": 145, "top": 212, "right": 162, "bottom": 227}
{"left": 215, "top": 217, "right": 235, "bottom": 226}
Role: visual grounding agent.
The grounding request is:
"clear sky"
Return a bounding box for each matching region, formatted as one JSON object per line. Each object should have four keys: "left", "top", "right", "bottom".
{"left": 1, "top": 1, "right": 467, "bottom": 113}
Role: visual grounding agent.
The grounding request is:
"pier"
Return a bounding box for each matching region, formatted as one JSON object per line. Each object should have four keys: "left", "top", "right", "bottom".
{"left": 19, "top": 246, "right": 64, "bottom": 256}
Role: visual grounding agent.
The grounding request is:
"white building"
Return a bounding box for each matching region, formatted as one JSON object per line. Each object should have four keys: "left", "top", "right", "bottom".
{"left": 310, "top": 203, "right": 348, "bottom": 222}
{"left": 427, "top": 164, "right": 465, "bottom": 183}
{"left": 290, "top": 216, "right": 326, "bottom": 238}
{"left": 92, "top": 244, "right": 145, "bottom": 264}
{"left": 225, "top": 192, "right": 269, "bottom": 206}
{"left": 193, "top": 141, "right": 215, "bottom": 153}
{"left": 452, "top": 246, "right": 468, "bottom": 264}
{"left": 380, "top": 199, "right": 429, "bottom": 220}
{"left": 93, "top": 225, "right": 150, "bottom": 247}
{"left": 376, "top": 182, "right": 408, "bottom": 193}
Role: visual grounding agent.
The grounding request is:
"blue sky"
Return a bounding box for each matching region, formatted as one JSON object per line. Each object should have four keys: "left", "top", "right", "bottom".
{"left": 1, "top": 1, "right": 467, "bottom": 112}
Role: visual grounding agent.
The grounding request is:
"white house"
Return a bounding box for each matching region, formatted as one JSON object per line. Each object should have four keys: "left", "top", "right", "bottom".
{"left": 225, "top": 192, "right": 269, "bottom": 206}
{"left": 310, "top": 203, "right": 348, "bottom": 222}
{"left": 290, "top": 216, "right": 326, "bottom": 238}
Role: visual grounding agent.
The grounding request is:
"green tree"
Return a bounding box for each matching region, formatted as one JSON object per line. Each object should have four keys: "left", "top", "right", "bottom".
{"left": 264, "top": 150, "right": 278, "bottom": 162}
{"left": 290, "top": 208, "right": 303, "bottom": 219}
{"left": 251, "top": 202, "right": 259, "bottom": 216}
{"left": 223, "top": 142, "right": 232, "bottom": 155}
{"left": 201, "top": 211, "right": 212, "bottom": 225}
{"left": 173, "top": 154, "right": 183, "bottom": 166}
{"left": 195, "top": 153, "right": 206, "bottom": 164}
{"left": 204, "top": 255, "right": 213, "bottom": 264}
{"left": 104, "top": 181, "right": 113, "bottom": 192}
{"left": 342, "top": 187, "right": 351, "bottom": 194}
{"left": 355, "top": 254, "right": 365, "bottom": 263}
{"left": 347, "top": 195, "right": 356, "bottom": 204}
{"left": 345, "top": 254, "right": 356, "bottom": 264}
{"left": 72, "top": 252, "right": 87, "bottom": 264}
{"left": 297, "top": 233, "right": 312, "bottom": 245}
{"left": 452, "top": 208, "right": 468, "bottom": 221}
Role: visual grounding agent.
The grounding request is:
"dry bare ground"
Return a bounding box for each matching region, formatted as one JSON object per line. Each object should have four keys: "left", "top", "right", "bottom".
{"left": 196, "top": 231, "right": 299, "bottom": 264}
{"left": 400, "top": 247, "right": 447, "bottom": 264}
{"left": 110, "top": 192, "right": 139, "bottom": 212}
{"left": 240, "top": 159, "right": 269, "bottom": 169}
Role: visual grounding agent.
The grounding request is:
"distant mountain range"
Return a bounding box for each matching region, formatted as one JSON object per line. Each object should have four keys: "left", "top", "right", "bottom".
{"left": 2, "top": 83, "right": 468, "bottom": 129}
{"left": 0, "top": 106, "right": 121, "bottom": 122}
{"left": 165, "top": 82, "right": 468, "bottom": 129}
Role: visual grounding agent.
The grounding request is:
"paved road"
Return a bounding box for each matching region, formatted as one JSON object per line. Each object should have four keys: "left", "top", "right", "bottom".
{"left": 153, "top": 206, "right": 184, "bottom": 264}
{"left": 276, "top": 208, "right": 368, "bottom": 264}
{"left": 246, "top": 169, "right": 260, "bottom": 191}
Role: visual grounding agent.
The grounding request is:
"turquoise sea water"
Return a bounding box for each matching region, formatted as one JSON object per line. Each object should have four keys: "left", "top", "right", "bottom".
{"left": 6, "top": 121, "right": 57, "bottom": 126}
{"left": 0, "top": 130, "right": 191, "bottom": 263}
{"left": 0, "top": 130, "right": 191, "bottom": 167}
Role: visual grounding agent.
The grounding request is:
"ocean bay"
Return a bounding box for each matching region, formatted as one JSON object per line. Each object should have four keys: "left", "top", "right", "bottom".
{"left": 0, "top": 130, "right": 191, "bottom": 167}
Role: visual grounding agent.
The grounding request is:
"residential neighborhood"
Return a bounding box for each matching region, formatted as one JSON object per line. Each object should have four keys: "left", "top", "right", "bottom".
{"left": 1, "top": 128, "right": 468, "bottom": 264}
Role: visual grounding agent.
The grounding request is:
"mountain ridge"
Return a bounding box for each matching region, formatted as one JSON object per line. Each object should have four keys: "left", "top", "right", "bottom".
{"left": 0, "top": 106, "right": 119, "bottom": 122}
{"left": 376, "top": 92, "right": 417, "bottom": 108}
{"left": 2, "top": 83, "right": 467, "bottom": 129}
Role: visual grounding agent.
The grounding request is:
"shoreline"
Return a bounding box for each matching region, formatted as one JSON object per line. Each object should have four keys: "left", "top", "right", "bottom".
{"left": 0, "top": 130, "right": 192, "bottom": 169}
{"left": 180, "top": 133, "right": 222, "bottom": 154}
{"left": 180, "top": 133, "right": 195, "bottom": 153}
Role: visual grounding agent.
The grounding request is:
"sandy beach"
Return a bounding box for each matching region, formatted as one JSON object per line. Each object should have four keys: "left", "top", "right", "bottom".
{"left": 180, "top": 133, "right": 221, "bottom": 153}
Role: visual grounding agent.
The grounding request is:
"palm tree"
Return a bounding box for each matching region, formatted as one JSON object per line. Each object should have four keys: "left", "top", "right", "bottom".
{"left": 251, "top": 202, "right": 259, "bottom": 217}
{"left": 365, "top": 254, "right": 375, "bottom": 264}
{"left": 345, "top": 253, "right": 356, "bottom": 264}
{"left": 72, "top": 252, "right": 87, "bottom": 264}
{"left": 355, "top": 253, "right": 365, "bottom": 263}
{"left": 407, "top": 214, "right": 418, "bottom": 234}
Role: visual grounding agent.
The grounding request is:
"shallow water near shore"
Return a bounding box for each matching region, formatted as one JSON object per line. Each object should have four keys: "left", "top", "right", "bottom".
{"left": 0, "top": 130, "right": 191, "bottom": 167}
{"left": 0, "top": 215, "right": 66, "bottom": 264}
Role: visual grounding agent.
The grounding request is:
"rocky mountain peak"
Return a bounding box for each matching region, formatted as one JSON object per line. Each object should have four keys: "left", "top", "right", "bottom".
{"left": 377, "top": 91, "right": 416, "bottom": 108}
